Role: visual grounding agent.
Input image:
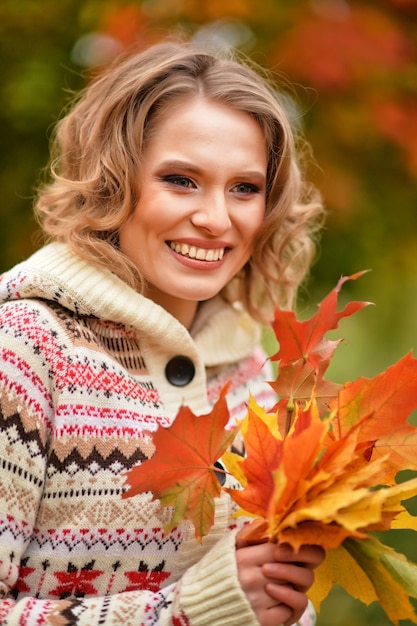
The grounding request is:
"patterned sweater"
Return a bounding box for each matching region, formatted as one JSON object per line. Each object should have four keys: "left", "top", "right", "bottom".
{"left": 0, "top": 242, "right": 316, "bottom": 626}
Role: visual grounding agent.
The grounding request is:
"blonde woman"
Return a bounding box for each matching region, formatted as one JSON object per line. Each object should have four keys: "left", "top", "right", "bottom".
{"left": 0, "top": 41, "right": 325, "bottom": 626}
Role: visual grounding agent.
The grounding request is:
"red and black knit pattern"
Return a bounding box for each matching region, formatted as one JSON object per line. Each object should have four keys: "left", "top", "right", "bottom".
{"left": 0, "top": 295, "right": 273, "bottom": 625}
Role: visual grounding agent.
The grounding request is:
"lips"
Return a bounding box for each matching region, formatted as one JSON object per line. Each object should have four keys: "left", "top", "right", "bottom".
{"left": 169, "top": 242, "right": 225, "bottom": 262}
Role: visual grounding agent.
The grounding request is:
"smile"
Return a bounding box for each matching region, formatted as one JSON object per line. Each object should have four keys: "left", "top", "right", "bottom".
{"left": 169, "top": 242, "right": 225, "bottom": 262}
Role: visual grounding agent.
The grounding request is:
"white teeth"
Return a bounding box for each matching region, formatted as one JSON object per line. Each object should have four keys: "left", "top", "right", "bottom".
{"left": 169, "top": 242, "right": 225, "bottom": 262}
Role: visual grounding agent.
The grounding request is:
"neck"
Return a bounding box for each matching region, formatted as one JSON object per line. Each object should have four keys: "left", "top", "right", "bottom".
{"left": 143, "top": 287, "right": 198, "bottom": 329}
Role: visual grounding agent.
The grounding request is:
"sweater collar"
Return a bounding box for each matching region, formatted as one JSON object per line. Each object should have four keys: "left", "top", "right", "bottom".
{"left": 0, "top": 242, "right": 260, "bottom": 366}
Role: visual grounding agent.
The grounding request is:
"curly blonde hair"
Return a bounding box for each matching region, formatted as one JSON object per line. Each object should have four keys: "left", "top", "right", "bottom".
{"left": 35, "top": 40, "right": 324, "bottom": 322}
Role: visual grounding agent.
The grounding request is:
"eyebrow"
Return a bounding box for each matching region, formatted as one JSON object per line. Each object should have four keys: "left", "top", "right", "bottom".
{"left": 157, "top": 159, "right": 266, "bottom": 182}
{"left": 157, "top": 160, "right": 201, "bottom": 174}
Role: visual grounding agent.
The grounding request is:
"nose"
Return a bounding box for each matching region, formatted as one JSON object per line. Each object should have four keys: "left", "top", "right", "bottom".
{"left": 190, "top": 190, "right": 232, "bottom": 235}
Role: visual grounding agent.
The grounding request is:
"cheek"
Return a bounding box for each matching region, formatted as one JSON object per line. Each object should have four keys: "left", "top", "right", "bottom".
{"left": 118, "top": 214, "right": 142, "bottom": 258}
{"left": 118, "top": 223, "right": 129, "bottom": 255}
{"left": 241, "top": 206, "right": 265, "bottom": 240}
{"left": 245, "top": 211, "right": 265, "bottom": 255}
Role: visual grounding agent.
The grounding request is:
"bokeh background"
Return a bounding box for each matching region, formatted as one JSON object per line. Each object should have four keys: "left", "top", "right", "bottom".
{"left": 1, "top": 0, "right": 417, "bottom": 623}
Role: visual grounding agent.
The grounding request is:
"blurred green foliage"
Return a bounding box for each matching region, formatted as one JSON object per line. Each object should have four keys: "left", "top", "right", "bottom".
{"left": 1, "top": 0, "right": 417, "bottom": 623}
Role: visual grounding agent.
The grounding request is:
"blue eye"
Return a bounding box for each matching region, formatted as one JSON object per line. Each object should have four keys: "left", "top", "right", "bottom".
{"left": 163, "top": 175, "right": 195, "bottom": 188}
{"left": 232, "top": 183, "right": 260, "bottom": 194}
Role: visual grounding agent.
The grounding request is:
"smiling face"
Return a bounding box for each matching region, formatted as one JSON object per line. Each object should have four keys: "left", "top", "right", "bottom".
{"left": 119, "top": 96, "right": 267, "bottom": 327}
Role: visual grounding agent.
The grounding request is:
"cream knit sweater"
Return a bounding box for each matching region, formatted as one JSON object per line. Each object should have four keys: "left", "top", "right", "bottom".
{"left": 0, "top": 243, "right": 315, "bottom": 626}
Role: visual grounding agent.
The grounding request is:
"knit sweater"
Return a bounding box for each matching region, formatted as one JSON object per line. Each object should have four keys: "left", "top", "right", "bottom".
{"left": 0, "top": 242, "right": 316, "bottom": 626}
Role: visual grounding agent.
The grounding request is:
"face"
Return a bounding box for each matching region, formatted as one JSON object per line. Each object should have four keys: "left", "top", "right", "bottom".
{"left": 119, "top": 96, "right": 267, "bottom": 327}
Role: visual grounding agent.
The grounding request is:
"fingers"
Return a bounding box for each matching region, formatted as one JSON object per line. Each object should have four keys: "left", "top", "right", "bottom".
{"left": 236, "top": 539, "right": 279, "bottom": 565}
{"left": 264, "top": 583, "right": 309, "bottom": 626}
{"left": 236, "top": 544, "right": 288, "bottom": 625}
{"left": 272, "top": 543, "right": 326, "bottom": 570}
{"left": 235, "top": 541, "right": 325, "bottom": 626}
{"left": 235, "top": 524, "right": 268, "bottom": 549}
{"left": 250, "top": 603, "right": 293, "bottom": 626}
{"left": 262, "top": 561, "right": 314, "bottom": 593}
{"left": 262, "top": 544, "right": 325, "bottom": 597}
{"left": 243, "top": 582, "right": 309, "bottom": 626}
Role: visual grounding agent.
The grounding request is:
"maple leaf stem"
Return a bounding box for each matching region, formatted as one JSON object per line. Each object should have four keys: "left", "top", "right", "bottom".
{"left": 285, "top": 406, "right": 294, "bottom": 436}
{"left": 211, "top": 465, "right": 229, "bottom": 475}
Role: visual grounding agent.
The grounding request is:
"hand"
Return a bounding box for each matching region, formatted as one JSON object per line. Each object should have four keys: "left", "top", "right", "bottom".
{"left": 262, "top": 543, "right": 324, "bottom": 626}
{"left": 235, "top": 539, "right": 325, "bottom": 626}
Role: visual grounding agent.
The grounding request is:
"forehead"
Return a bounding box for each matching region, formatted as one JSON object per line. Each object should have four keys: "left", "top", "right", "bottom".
{"left": 141, "top": 96, "right": 268, "bottom": 173}
{"left": 145, "top": 96, "right": 267, "bottom": 150}
{"left": 146, "top": 94, "right": 266, "bottom": 137}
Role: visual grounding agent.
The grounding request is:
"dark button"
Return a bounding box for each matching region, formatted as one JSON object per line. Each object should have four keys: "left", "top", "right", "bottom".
{"left": 214, "top": 460, "right": 226, "bottom": 486}
{"left": 165, "top": 356, "right": 195, "bottom": 387}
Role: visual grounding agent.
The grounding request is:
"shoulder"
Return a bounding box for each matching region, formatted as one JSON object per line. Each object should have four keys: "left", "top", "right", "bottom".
{"left": 207, "top": 344, "right": 276, "bottom": 424}
{"left": 0, "top": 299, "right": 82, "bottom": 379}
{"left": 0, "top": 297, "right": 69, "bottom": 339}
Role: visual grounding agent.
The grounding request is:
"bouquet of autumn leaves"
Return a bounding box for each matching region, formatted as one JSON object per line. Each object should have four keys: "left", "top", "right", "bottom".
{"left": 123, "top": 272, "right": 417, "bottom": 625}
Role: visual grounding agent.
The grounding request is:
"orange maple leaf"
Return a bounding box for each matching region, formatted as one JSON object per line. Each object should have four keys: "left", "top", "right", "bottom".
{"left": 332, "top": 352, "right": 417, "bottom": 482}
{"left": 122, "top": 384, "right": 238, "bottom": 541}
{"left": 121, "top": 272, "right": 417, "bottom": 625}
{"left": 270, "top": 272, "right": 371, "bottom": 369}
{"left": 269, "top": 272, "right": 371, "bottom": 431}
{"left": 228, "top": 398, "right": 417, "bottom": 551}
{"left": 223, "top": 401, "right": 283, "bottom": 518}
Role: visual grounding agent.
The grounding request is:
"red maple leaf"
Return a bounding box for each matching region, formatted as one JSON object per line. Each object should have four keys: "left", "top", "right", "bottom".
{"left": 123, "top": 384, "right": 238, "bottom": 541}
{"left": 121, "top": 271, "right": 417, "bottom": 625}
{"left": 269, "top": 272, "right": 371, "bottom": 432}
{"left": 224, "top": 402, "right": 283, "bottom": 518}
{"left": 332, "top": 352, "right": 417, "bottom": 481}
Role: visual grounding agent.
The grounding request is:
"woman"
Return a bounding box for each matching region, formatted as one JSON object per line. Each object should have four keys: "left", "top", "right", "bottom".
{"left": 0, "top": 40, "right": 325, "bottom": 625}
